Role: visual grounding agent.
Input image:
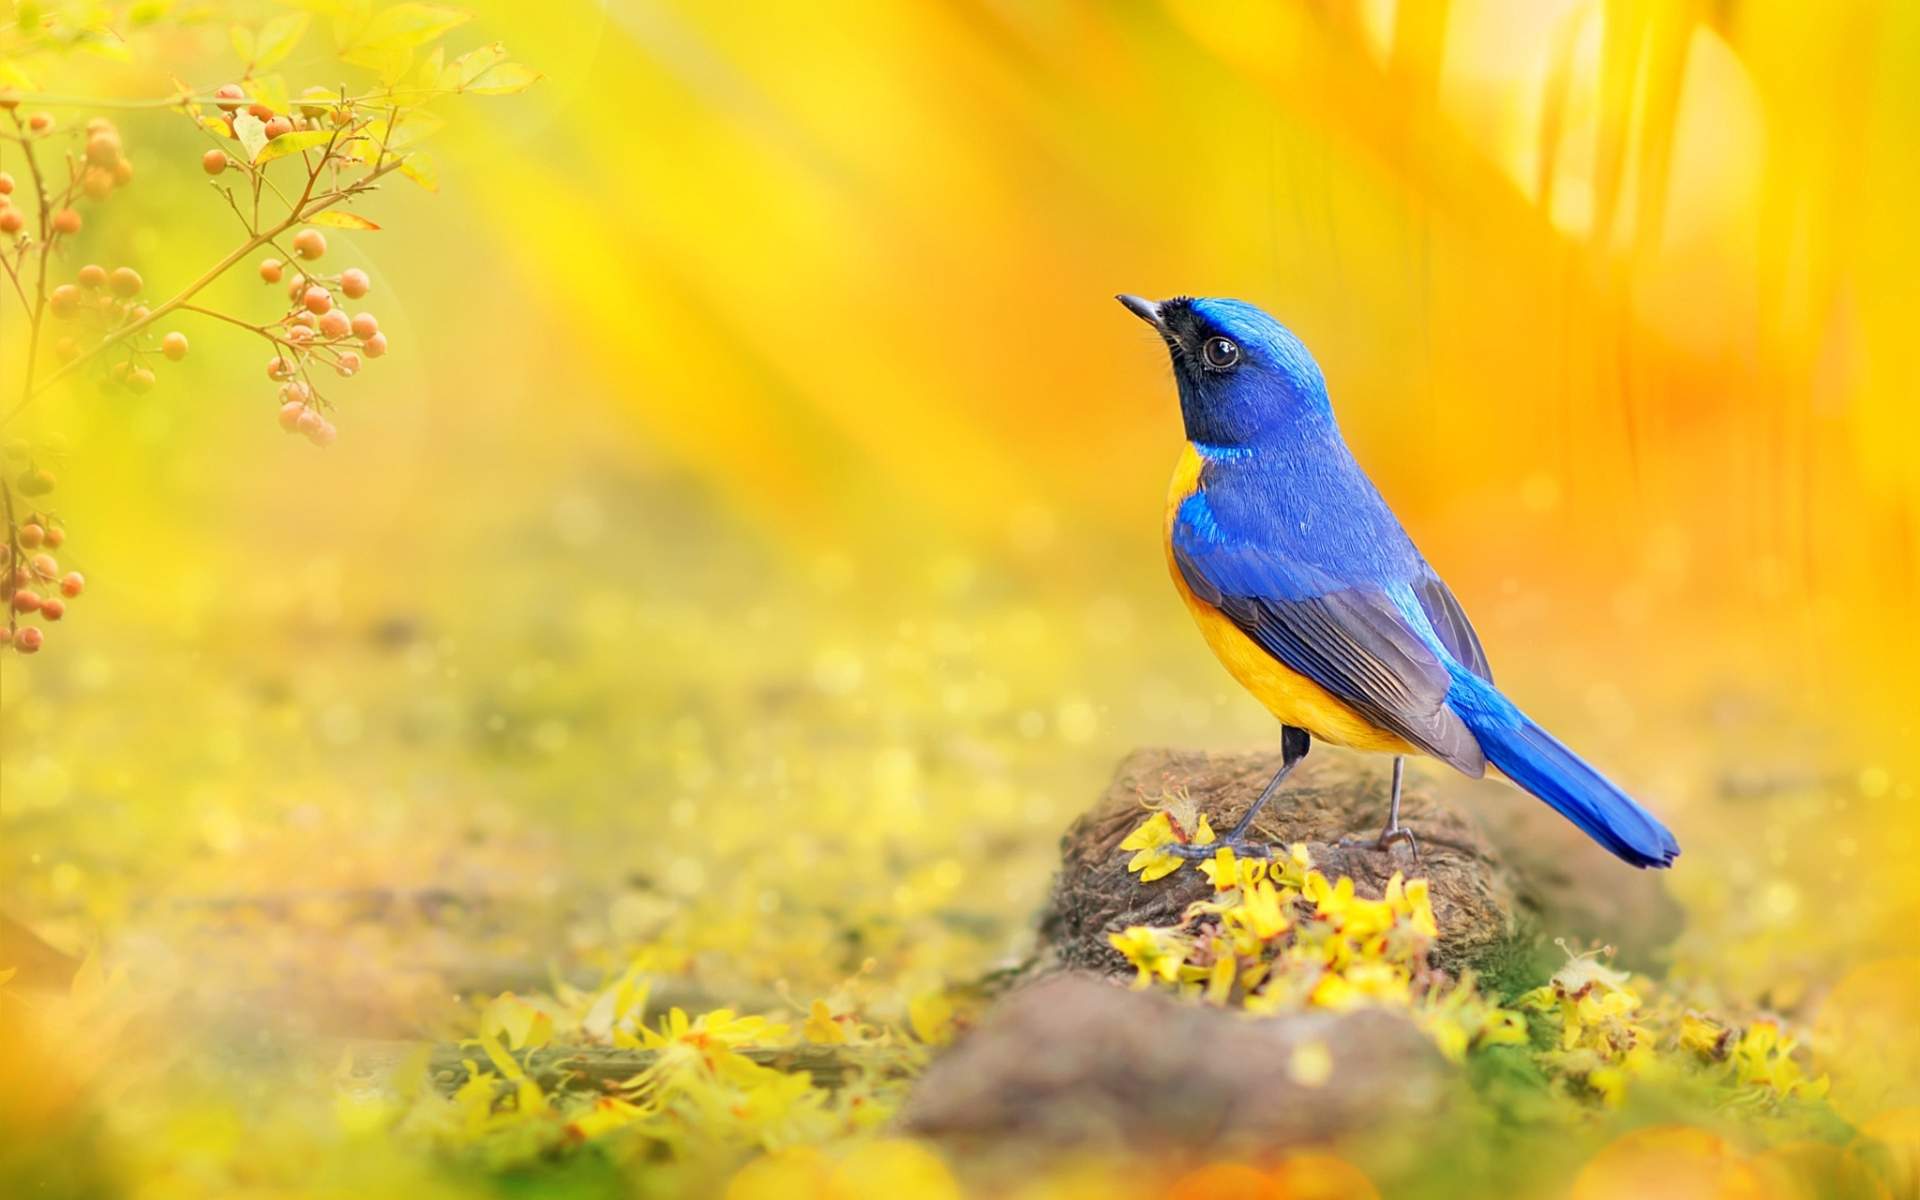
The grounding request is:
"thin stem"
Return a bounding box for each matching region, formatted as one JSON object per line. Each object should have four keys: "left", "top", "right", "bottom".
{"left": 2, "top": 155, "right": 404, "bottom": 424}
{"left": 0, "top": 87, "right": 484, "bottom": 110}
{"left": 12, "top": 110, "right": 51, "bottom": 408}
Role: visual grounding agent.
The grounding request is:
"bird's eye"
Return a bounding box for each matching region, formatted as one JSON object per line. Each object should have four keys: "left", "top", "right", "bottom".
{"left": 1202, "top": 336, "right": 1241, "bottom": 370}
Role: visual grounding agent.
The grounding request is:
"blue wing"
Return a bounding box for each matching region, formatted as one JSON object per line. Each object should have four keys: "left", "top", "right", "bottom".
{"left": 1173, "top": 495, "right": 1486, "bottom": 777}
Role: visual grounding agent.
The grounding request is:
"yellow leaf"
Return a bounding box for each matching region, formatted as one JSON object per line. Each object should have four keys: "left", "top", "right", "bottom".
{"left": 254, "top": 129, "right": 332, "bottom": 164}
{"left": 463, "top": 62, "right": 539, "bottom": 96}
{"left": 309, "top": 210, "right": 381, "bottom": 230}
{"left": 254, "top": 12, "right": 311, "bottom": 69}
{"left": 907, "top": 990, "right": 954, "bottom": 1045}
{"left": 397, "top": 155, "right": 439, "bottom": 192}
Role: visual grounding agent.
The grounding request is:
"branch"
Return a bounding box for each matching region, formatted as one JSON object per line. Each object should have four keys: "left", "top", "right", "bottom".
{"left": 1, "top": 155, "right": 405, "bottom": 425}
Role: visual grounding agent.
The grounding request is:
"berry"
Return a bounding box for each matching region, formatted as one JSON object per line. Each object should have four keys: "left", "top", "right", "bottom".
{"left": 349, "top": 311, "right": 378, "bottom": 339}
{"left": 51, "top": 208, "right": 81, "bottom": 235}
{"left": 161, "top": 331, "right": 189, "bottom": 360}
{"left": 264, "top": 116, "right": 293, "bottom": 140}
{"left": 82, "top": 169, "right": 113, "bottom": 200}
{"left": 247, "top": 102, "right": 274, "bottom": 122}
{"left": 295, "top": 408, "right": 323, "bottom": 435}
{"left": 279, "top": 401, "right": 308, "bottom": 432}
{"left": 0, "top": 208, "right": 22, "bottom": 235}
{"left": 306, "top": 417, "right": 337, "bottom": 447}
{"left": 108, "top": 266, "right": 142, "bottom": 297}
{"left": 292, "top": 228, "right": 326, "bottom": 260}
{"left": 112, "top": 159, "right": 134, "bottom": 186}
{"left": 290, "top": 310, "right": 318, "bottom": 329}
{"left": 126, "top": 304, "right": 150, "bottom": 324}
{"left": 0, "top": 172, "right": 12, "bottom": 194}
{"left": 126, "top": 367, "right": 155, "bottom": 394}
{"left": 202, "top": 148, "right": 228, "bottom": 175}
{"left": 30, "top": 553, "right": 56, "bottom": 579}
{"left": 362, "top": 332, "right": 388, "bottom": 359}
{"left": 259, "top": 258, "right": 283, "bottom": 283}
{"left": 18, "top": 523, "right": 44, "bottom": 548}
{"left": 318, "top": 310, "right": 350, "bottom": 338}
{"left": 77, "top": 264, "right": 106, "bottom": 288}
{"left": 27, "top": 112, "right": 52, "bottom": 133}
{"left": 39, "top": 598, "right": 63, "bottom": 621}
{"left": 302, "top": 285, "right": 332, "bottom": 314}
{"left": 215, "top": 84, "right": 246, "bottom": 113}
{"left": 85, "top": 132, "right": 120, "bottom": 167}
{"left": 15, "top": 626, "right": 42, "bottom": 654}
{"left": 334, "top": 351, "right": 361, "bottom": 377}
{"left": 48, "top": 284, "right": 81, "bottom": 319}
{"left": 45, "top": 528, "right": 64, "bottom": 548}
{"left": 53, "top": 337, "right": 79, "bottom": 362}
{"left": 12, "top": 588, "right": 40, "bottom": 613}
{"left": 279, "top": 381, "right": 313, "bottom": 404}
{"left": 340, "top": 268, "right": 370, "bottom": 299}
{"left": 267, "top": 356, "right": 296, "bottom": 381}
{"left": 286, "top": 325, "right": 313, "bottom": 343}
{"left": 60, "top": 572, "right": 83, "bottom": 597}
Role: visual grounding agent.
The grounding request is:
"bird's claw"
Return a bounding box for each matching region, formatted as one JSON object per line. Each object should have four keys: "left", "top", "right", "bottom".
{"left": 1167, "top": 837, "right": 1279, "bottom": 861}
{"left": 1338, "top": 825, "right": 1421, "bottom": 863}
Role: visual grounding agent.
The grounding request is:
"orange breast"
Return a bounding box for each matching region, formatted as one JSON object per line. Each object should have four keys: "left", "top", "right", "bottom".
{"left": 1164, "top": 444, "right": 1417, "bottom": 755}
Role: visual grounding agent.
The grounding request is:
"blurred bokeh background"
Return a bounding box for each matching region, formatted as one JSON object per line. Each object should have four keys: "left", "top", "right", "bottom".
{"left": 3, "top": 1, "right": 1918, "bottom": 1196}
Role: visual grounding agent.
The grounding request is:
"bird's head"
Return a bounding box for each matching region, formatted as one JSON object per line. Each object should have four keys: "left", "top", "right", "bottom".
{"left": 1117, "top": 294, "right": 1331, "bottom": 448}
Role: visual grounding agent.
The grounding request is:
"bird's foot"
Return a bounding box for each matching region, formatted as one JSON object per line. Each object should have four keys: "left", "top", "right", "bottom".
{"left": 1338, "top": 824, "right": 1421, "bottom": 863}
{"left": 1166, "top": 835, "right": 1282, "bottom": 861}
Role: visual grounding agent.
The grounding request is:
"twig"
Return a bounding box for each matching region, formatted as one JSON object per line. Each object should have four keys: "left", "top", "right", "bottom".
{"left": 2, "top": 155, "right": 405, "bottom": 424}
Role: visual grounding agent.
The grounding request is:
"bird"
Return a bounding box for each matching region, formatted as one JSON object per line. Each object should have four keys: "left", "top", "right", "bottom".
{"left": 1118, "top": 293, "right": 1679, "bottom": 869}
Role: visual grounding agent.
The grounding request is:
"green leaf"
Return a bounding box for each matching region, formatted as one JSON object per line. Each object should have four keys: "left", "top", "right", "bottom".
{"left": 254, "top": 129, "right": 332, "bottom": 163}
{"left": 309, "top": 210, "right": 380, "bottom": 230}
{"left": 254, "top": 12, "right": 311, "bottom": 69}
{"left": 232, "top": 112, "right": 268, "bottom": 165}
{"left": 462, "top": 62, "right": 538, "bottom": 95}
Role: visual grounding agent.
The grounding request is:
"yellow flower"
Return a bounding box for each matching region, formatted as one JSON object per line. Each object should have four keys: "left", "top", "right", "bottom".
{"left": 1118, "top": 808, "right": 1216, "bottom": 882}
{"left": 1108, "top": 924, "right": 1190, "bottom": 987}
{"left": 1679, "top": 1011, "right": 1730, "bottom": 1060}
{"left": 804, "top": 999, "right": 848, "bottom": 1045}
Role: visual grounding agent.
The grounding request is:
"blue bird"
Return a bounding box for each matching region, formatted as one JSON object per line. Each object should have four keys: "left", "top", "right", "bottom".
{"left": 1119, "top": 294, "right": 1679, "bottom": 869}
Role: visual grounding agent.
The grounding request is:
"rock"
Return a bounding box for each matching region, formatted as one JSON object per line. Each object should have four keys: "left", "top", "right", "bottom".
{"left": 1435, "top": 771, "right": 1685, "bottom": 972}
{"left": 899, "top": 972, "right": 1447, "bottom": 1152}
{"left": 1040, "top": 748, "right": 1535, "bottom": 980}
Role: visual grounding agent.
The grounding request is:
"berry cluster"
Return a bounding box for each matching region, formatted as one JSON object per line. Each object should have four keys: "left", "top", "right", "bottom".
{"left": 2, "top": 506, "right": 82, "bottom": 656}
{"left": 44, "top": 264, "right": 192, "bottom": 393}
{"left": 257, "top": 229, "right": 388, "bottom": 445}
{"left": 0, "top": 112, "right": 134, "bottom": 240}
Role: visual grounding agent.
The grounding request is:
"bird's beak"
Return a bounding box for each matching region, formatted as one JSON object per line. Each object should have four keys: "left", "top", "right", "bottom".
{"left": 1116, "top": 293, "right": 1165, "bottom": 331}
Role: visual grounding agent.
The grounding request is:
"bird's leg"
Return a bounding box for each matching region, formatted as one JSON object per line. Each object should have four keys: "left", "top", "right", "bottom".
{"left": 1340, "top": 755, "right": 1420, "bottom": 861}
{"left": 1170, "top": 726, "right": 1309, "bottom": 859}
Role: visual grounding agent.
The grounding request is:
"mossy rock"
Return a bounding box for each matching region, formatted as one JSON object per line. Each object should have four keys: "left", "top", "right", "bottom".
{"left": 1038, "top": 748, "right": 1682, "bottom": 990}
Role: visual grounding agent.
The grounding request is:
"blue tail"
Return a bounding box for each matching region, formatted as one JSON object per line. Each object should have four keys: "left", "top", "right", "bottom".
{"left": 1447, "top": 670, "right": 1679, "bottom": 868}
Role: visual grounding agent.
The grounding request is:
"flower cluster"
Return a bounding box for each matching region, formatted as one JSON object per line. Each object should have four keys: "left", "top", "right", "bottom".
{"left": 387, "top": 959, "right": 947, "bottom": 1179}
{"left": 1108, "top": 830, "right": 1528, "bottom": 1063}
{"left": 1518, "top": 946, "right": 1829, "bottom": 1107}
{"left": 1107, "top": 808, "right": 1832, "bottom": 1116}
